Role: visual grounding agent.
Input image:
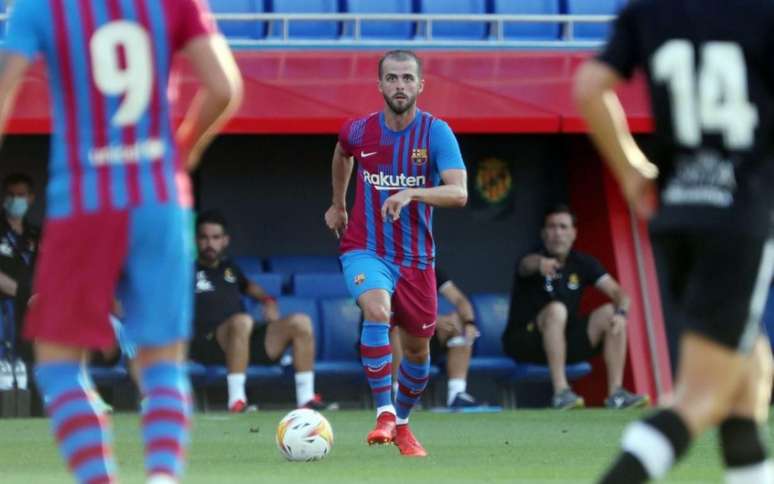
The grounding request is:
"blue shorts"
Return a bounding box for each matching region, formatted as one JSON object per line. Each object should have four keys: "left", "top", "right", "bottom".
{"left": 25, "top": 204, "right": 193, "bottom": 350}
{"left": 341, "top": 250, "right": 437, "bottom": 337}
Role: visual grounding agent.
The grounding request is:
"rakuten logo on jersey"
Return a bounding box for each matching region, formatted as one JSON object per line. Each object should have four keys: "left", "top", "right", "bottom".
{"left": 362, "top": 169, "right": 426, "bottom": 191}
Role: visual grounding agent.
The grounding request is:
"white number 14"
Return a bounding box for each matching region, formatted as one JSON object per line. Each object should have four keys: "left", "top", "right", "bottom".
{"left": 652, "top": 40, "right": 758, "bottom": 150}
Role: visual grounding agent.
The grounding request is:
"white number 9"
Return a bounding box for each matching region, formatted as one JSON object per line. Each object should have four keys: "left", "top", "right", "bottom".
{"left": 90, "top": 21, "right": 153, "bottom": 127}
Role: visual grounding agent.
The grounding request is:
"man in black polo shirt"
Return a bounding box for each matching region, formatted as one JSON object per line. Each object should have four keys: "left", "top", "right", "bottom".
{"left": 503, "top": 205, "right": 647, "bottom": 410}
{"left": 191, "top": 210, "right": 329, "bottom": 412}
{"left": 0, "top": 173, "right": 39, "bottom": 365}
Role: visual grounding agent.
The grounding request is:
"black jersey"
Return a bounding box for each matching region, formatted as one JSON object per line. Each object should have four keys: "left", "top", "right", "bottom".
{"left": 599, "top": 0, "right": 774, "bottom": 237}
{"left": 194, "top": 258, "right": 248, "bottom": 333}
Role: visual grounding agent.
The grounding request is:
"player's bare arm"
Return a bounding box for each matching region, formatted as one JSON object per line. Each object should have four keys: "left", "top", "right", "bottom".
{"left": 0, "top": 54, "right": 32, "bottom": 147}
{"left": 595, "top": 274, "right": 630, "bottom": 334}
{"left": 439, "top": 281, "right": 475, "bottom": 324}
{"left": 325, "top": 141, "right": 354, "bottom": 238}
{"left": 176, "top": 34, "right": 243, "bottom": 172}
{"left": 381, "top": 168, "right": 467, "bottom": 221}
{"left": 573, "top": 59, "right": 658, "bottom": 218}
{"left": 245, "top": 281, "right": 279, "bottom": 321}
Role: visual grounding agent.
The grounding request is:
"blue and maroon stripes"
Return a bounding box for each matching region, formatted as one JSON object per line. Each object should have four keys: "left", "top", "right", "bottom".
{"left": 36, "top": 362, "right": 116, "bottom": 484}
{"left": 141, "top": 363, "right": 192, "bottom": 480}
{"left": 43, "top": 0, "right": 187, "bottom": 217}
{"left": 395, "top": 358, "right": 430, "bottom": 420}
{"left": 360, "top": 321, "right": 393, "bottom": 408}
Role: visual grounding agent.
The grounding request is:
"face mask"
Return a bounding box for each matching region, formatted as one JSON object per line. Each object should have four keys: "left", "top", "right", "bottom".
{"left": 4, "top": 197, "right": 28, "bottom": 218}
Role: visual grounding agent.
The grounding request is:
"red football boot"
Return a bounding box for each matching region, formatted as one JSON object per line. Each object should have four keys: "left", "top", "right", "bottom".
{"left": 394, "top": 424, "right": 427, "bottom": 457}
{"left": 366, "top": 412, "right": 396, "bottom": 445}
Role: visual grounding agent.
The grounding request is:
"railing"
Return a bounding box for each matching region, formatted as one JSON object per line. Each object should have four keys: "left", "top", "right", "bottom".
{"left": 0, "top": 12, "right": 614, "bottom": 49}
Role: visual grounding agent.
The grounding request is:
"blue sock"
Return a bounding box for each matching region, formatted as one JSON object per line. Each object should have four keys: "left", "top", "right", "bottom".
{"left": 141, "top": 363, "right": 192, "bottom": 480}
{"left": 35, "top": 362, "right": 116, "bottom": 484}
{"left": 395, "top": 358, "right": 430, "bottom": 421}
{"left": 360, "top": 321, "right": 393, "bottom": 410}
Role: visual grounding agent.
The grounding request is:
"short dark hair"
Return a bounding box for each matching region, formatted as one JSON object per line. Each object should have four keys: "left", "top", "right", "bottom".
{"left": 378, "top": 50, "right": 423, "bottom": 79}
{"left": 544, "top": 204, "right": 576, "bottom": 227}
{"left": 196, "top": 210, "right": 228, "bottom": 234}
{"left": 2, "top": 173, "right": 34, "bottom": 193}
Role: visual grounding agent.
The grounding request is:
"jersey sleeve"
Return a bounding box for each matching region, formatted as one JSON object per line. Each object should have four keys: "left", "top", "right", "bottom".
{"left": 172, "top": 0, "right": 219, "bottom": 52}
{"left": 4, "top": 0, "right": 42, "bottom": 60}
{"left": 596, "top": 3, "right": 641, "bottom": 80}
{"left": 579, "top": 253, "right": 608, "bottom": 286}
{"left": 429, "top": 119, "right": 466, "bottom": 173}
{"left": 337, "top": 119, "right": 354, "bottom": 156}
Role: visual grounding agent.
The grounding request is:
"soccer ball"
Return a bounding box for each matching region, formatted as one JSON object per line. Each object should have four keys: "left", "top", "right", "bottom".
{"left": 275, "top": 408, "right": 334, "bottom": 462}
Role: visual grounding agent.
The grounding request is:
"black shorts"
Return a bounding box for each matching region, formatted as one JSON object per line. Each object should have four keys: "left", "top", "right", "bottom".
{"left": 652, "top": 231, "right": 774, "bottom": 353}
{"left": 502, "top": 313, "right": 602, "bottom": 364}
{"left": 189, "top": 320, "right": 279, "bottom": 365}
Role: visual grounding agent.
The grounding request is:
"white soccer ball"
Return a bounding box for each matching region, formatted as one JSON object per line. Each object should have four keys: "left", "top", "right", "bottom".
{"left": 275, "top": 408, "right": 334, "bottom": 462}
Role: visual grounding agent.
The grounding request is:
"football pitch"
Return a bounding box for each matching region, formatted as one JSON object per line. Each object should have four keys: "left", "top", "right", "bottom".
{"left": 0, "top": 409, "right": 755, "bottom": 483}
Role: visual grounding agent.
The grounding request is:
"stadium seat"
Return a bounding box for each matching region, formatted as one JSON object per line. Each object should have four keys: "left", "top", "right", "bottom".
{"left": 762, "top": 285, "right": 774, "bottom": 350}
{"left": 418, "top": 0, "right": 488, "bottom": 40}
{"left": 231, "top": 256, "right": 263, "bottom": 280}
{"left": 565, "top": 0, "right": 626, "bottom": 40}
{"left": 316, "top": 298, "right": 364, "bottom": 378}
{"left": 468, "top": 293, "right": 517, "bottom": 377}
{"left": 293, "top": 273, "right": 349, "bottom": 298}
{"left": 247, "top": 273, "right": 283, "bottom": 297}
{"left": 209, "top": 0, "right": 266, "bottom": 39}
{"left": 269, "top": 0, "right": 340, "bottom": 39}
{"left": 265, "top": 255, "right": 341, "bottom": 288}
{"left": 343, "top": 0, "right": 414, "bottom": 39}
{"left": 493, "top": 0, "right": 560, "bottom": 40}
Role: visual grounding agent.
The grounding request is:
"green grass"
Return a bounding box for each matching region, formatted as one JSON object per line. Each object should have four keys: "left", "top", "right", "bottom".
{"left": 0, "top": 409, "right": 758, "bottom": 483}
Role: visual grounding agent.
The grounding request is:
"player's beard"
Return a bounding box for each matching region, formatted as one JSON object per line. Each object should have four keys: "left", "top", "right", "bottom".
{"left": 200, "top": 247, "right": 220, "bottom": 265}
{"left": 384, "top": 92, "right": 416, "bottom": 115}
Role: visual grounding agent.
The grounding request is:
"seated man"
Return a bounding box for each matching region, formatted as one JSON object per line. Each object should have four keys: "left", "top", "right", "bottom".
{"left": 191, "top": 210, "right": 330, "bottom": 412}
{"left": 502, "top": 205, "right": 647, "bottom": 410}
{"left": 390, "top": 267, "right": 482, "bottom": 408}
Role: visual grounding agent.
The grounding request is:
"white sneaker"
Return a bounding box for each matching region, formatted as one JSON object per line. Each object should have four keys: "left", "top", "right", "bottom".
{"left": 0, "top": 359, "right": 13, "bottom": 390}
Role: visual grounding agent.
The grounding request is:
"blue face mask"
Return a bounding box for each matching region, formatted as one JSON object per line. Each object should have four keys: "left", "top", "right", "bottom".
{"left": 4, "top": 197, "right": 29, "bottom": 218}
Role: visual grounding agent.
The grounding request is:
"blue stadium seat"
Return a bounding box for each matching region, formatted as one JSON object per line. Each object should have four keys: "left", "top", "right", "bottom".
{"left": 468, "top": 293, "right": 517, "bottom": 376}
{"left": 231, "top": 256, "right": 263, "bottom": 280}
{"left": 418, "top": 0, "right": 487, "bottom": 39}
{"left": 89, "top": 364, "right": 130, "bottom": 386}
{"left": 266, "top": 255, "right": 341, "bottom": 288}
{"left": 566, "top": 0, "right": 626, "bottom": 40}
{"left": 344, "top": 0, "right": 414, "bottom": 39}
{"left": 210, "top": 0, "right": 266, "bottom": 39}
{"left": 269, "top": 0, "right": 340, "bottom": 39}
{"left": 493, "top": 0, "right": 560, "bottom": 40}
{"left": 316, "top": 298, "right": 363, "bottom": 378}
{"left": 293, "top": 273, "right": 349, "bottom": 298}
{"left": 247, "top": 273, "right": 283, "bottom": 297}
{"left": 762, "top": 285, "right": 774, "bottom": 351}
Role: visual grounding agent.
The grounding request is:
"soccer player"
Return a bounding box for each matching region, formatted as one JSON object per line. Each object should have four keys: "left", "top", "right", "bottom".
{"left": 574, "top": 1, "right": 774, "bottom": 482}
{"left": 325, "top": 50, "right": 467, "bottom": 457}
{"left": 0, "top": 0, "right": 242, "bottom": 483}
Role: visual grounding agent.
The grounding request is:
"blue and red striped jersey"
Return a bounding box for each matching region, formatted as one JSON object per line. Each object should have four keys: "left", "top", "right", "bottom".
{"left": 3, "top": 0, "right": 218, "bottom": 218}
{"left": 338, "top": 110, "right": 466, "bottom": 269}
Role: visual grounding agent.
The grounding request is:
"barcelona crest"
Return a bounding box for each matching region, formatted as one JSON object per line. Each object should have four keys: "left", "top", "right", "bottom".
{"left": 411, "top": 148, "right": 428, "bottom": 165}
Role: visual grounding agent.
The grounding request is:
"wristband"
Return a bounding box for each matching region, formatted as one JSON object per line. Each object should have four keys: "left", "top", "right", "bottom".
{"left": 259, "top": 295, "right": 276, "bottom": 305}
{"left": 463, "top": 319, "right": 477, "bottom": 327}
